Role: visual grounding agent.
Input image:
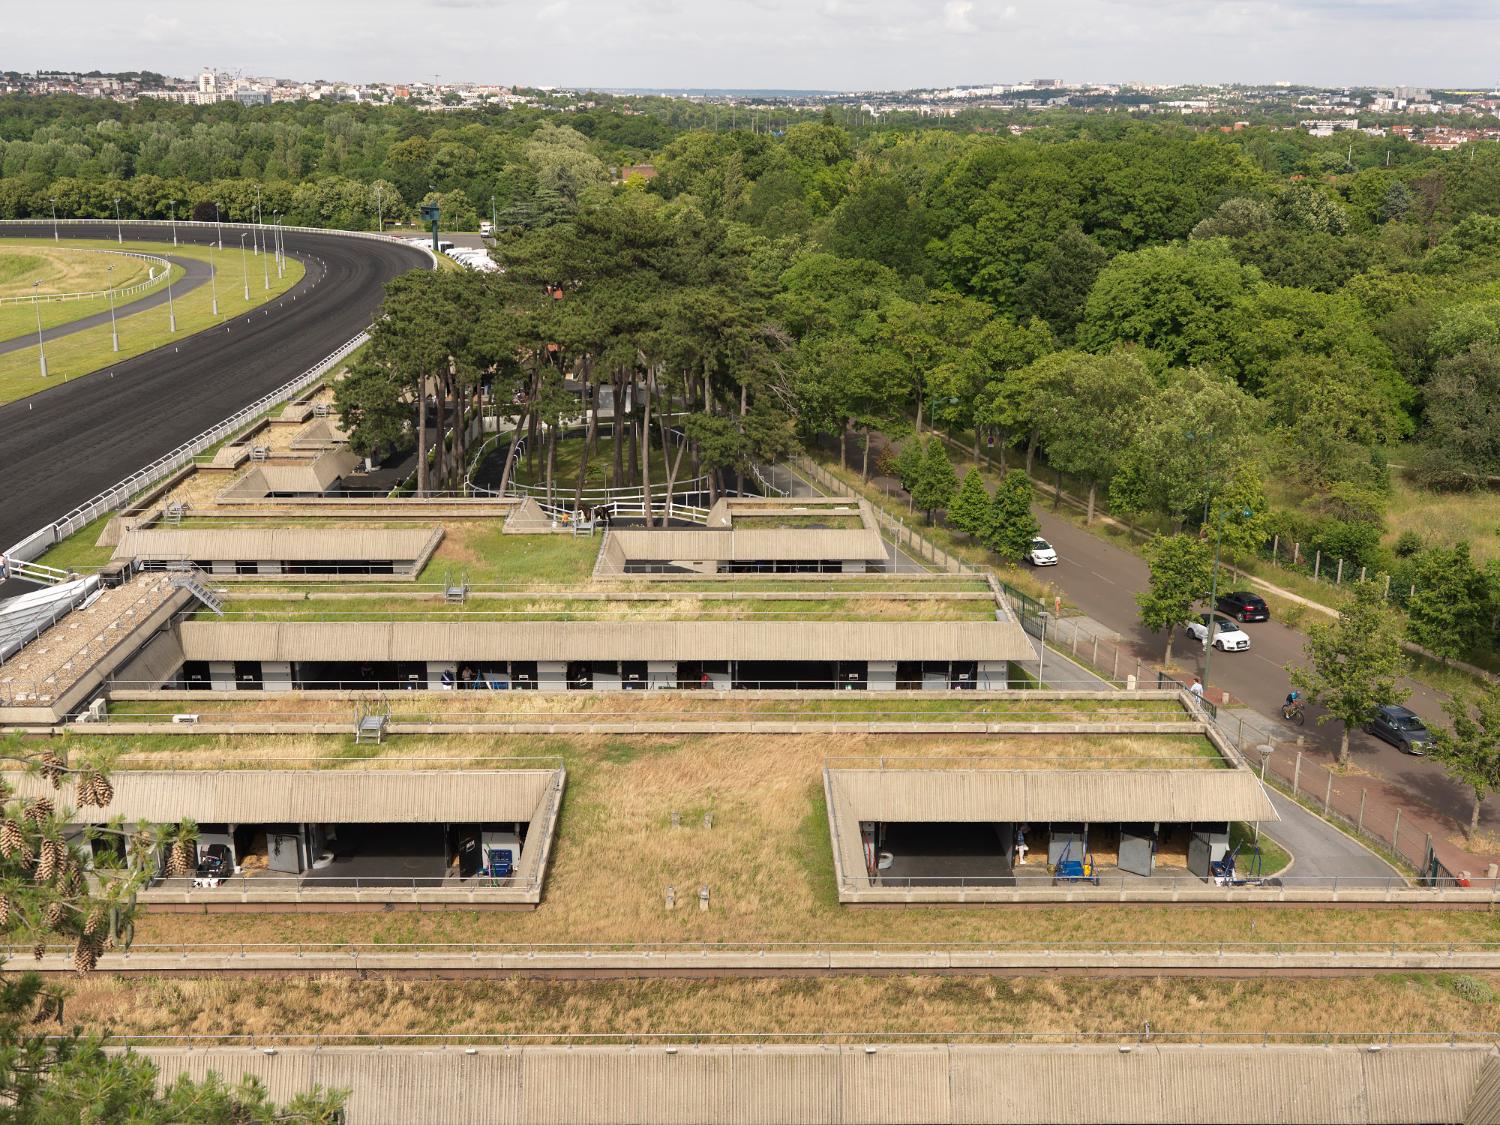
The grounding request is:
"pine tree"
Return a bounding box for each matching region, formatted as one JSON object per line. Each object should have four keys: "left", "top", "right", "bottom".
{"left": 911, "top": 438, "right": 957, "bottom": 525}
{"left": 948, "top": 467, "right": 992, "bottom": 540}
{"left": 984, "top": 469, "right": 1039, "bottom": 561}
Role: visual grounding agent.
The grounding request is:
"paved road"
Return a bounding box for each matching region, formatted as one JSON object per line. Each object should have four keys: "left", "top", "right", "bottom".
{"left": 0, "top": 222, "right": 429, "bottom": 553}
{"left": 0, "top": 251, "right": 210, "bottom": 355}
{"left": 1032, "top": 505, "right": 1493, "bottom": 826}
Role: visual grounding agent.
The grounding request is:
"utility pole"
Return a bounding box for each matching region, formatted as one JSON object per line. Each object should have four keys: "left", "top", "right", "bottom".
{"left": 31, "top": 282, "right": 47, "bottom": 378}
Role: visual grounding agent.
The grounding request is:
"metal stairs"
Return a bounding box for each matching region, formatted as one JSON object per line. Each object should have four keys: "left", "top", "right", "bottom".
{"left": 354, "top": 694, "right": 392, "bottom": 743}
{"left": 168, "top": 567, "right": 224, "bottom": 617}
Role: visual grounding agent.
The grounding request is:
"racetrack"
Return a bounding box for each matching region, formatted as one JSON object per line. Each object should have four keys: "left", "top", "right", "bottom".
{"left": 0, "top": 222, "right": 428, "bottom": 552}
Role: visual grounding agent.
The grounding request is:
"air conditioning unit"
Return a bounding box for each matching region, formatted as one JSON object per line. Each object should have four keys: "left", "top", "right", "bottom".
{"left": 171, "top": 713, "right": 200, "bottom": 724}
{"left": 85, "top": 698, "right": 107, "bottom": 723}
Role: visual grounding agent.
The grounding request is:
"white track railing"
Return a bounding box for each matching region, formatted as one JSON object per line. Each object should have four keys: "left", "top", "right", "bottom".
{"left": 4, "top": 334, "right": 366, "bottom": 563}
{"left": 0, "top": 249, "right": 173, "bottom": 306}
{"left": 1, "top": 219, "right": 434, "bottom": 565}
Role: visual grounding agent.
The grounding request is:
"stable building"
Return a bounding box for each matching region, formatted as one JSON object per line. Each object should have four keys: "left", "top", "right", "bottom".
{"left": 823, "top": 761, "right": 1278, "bottom": 900}
{"left": 112, "top": 526, "right": 445, "bottom": 578}
{"left": 14, "top": 767, "right": 565, "bottom": 907}
{"left": 597, "top": 498, "right": 890, "bottom": 575}
{"left": 153, "top": 617, "right": 1035, "bottom": 692}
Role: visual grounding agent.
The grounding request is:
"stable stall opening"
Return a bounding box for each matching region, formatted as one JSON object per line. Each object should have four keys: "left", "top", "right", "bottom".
{"left": 864, "top": 821, "right": 1016, "bottom": 887}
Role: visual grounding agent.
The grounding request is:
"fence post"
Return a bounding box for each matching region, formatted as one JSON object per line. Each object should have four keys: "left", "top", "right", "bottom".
{"left": 1335, "top": 559, "right": 1343, "bottom": 585}
{"left": 1360, "top": 566, "right": 1366, "bottom": 582}
{"left": 1271, "top": 535, "right": 1279, "bottom": 561}
{"left": 1314, "top": 551, "right": 1321, "bottom": 580}
{"left": 1293, "top": 750, "right": 1302, "bottom": 793}
{"left": 1112, "top": 647, "right": 1119, "bottom": 682}
{"left": 1358, "top": 790, "right": 1366, "bottom": 835}
{"left": 1323, "top": 772, "right": 1333, "bottom": 814}
{"left": 1092, "top": 635, "right": 1099, "bottom": 668}
{"left": 1393, "top": 808, "right": 1401, "bottom": 851}
{"left": 1293, "top": 542, "right": 1300, "bottom": 566}
{"left": 1384, "top": 574, "right": 1391, "bottom": 599}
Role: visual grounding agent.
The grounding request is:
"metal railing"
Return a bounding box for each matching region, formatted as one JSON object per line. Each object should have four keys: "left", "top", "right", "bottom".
{"left": 145, "top": 873, "right": 540, "bottom": 893}
{"left": 4, "top": 333, "right": 368, "bottom": 562}
{"left": 0, "top": 248, "right": 173, "bottom": 305}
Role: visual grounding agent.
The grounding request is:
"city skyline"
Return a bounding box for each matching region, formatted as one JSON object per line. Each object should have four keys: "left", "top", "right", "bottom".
{"left": 7, "top": 0, "right": 1498, "bottom": 92}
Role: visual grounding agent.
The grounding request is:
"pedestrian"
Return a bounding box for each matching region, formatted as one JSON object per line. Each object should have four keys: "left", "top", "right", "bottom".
{"left": 1189, "top": 677, "right": 1204, "bottom": 699}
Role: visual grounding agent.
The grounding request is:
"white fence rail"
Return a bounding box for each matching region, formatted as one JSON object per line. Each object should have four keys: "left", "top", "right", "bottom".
{"left": 0, "top": 219, "right": 435, "bottom": 566}
{"left": 4, "top": 334, "right": 367, "bottom": 563}
{"left": 0, "top": 249, "right": 173, "bottom": 306}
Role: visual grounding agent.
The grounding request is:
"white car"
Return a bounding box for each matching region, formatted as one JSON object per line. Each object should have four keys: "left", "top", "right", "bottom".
{"left": 1026, "top": 537, "right": 1059, "bottom": 566}
{"left": 1185, "top": 613, "right": 1251, "bottom": 652}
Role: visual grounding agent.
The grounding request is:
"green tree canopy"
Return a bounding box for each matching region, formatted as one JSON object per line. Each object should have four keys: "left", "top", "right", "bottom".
{"left": 1136, "top": 533, "right": 1214, "bottom": 668}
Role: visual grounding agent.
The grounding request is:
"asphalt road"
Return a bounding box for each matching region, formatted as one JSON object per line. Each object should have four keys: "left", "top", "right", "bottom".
{"left": 0, "top": 251, "right": 210, "bottom": 355}
{"left": 1032, "top": 506, "right": 1491, "bottom": 827}
{"left": 0, "top": 222, "right": 429, "bottom": 552}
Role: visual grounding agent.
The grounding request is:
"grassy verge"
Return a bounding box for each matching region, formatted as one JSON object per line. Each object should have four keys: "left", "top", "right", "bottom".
{"left": 59, "top": 974, "right": 1500, "bottom": 1042}
{"left": 0, "top": 239, "right": 305, "bottom": 405}
{"left": 419, "top": 522, "right": 600, "bottom": 585}
{"left": 207, "top": 593, "right": 998, "bottom": 623}
{"left": 30, "top": 512, "right": 115, "bottom": 571}
{"left": 0, "top": 243, "right": 156, "bottom": 338}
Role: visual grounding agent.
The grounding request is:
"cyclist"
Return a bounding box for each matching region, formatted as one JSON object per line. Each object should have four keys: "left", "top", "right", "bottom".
{"left": 1281, "top": 690, "right": 1303, "bottom": 719}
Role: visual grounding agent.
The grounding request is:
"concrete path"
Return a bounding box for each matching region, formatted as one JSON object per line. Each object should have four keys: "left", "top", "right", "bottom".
{"left": 1260, "top": 788, "right": 1401, "bottom": 881}
{"left": 0, "top": 251, "right": 210, "bottom": 355}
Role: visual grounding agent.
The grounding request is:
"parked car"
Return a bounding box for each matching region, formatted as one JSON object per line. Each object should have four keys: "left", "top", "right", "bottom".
{"left": 1216, "top": 590, "right": 1270, "bottom": 623}
{"left": 1366, "top": 704, "right": 1433, "bottom": 755}
{"left": 1026, "top": 537, "right": 1058, "bottom": 566}
{"left": 1184, "top": 613, "right": 1251, "bottom": 652}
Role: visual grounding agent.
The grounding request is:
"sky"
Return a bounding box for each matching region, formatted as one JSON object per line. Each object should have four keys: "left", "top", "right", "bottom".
{"left": 9, "top": 0, "right": 1498, "bottom": 92}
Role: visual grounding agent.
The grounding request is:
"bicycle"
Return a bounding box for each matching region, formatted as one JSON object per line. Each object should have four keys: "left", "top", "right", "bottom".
{"left": 1280, "top": 701, "right": 1305, "bottom": 725}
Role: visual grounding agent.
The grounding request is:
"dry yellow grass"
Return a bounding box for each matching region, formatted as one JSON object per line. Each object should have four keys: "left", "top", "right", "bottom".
{"left": 1385, "top": 476, "right": 1500, "bottom": 565}
{"left": 59, "top": 974, "right": 1500, "bottom": 1042}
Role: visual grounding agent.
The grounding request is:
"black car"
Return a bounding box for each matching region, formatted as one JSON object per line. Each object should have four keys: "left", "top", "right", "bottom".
{"left": 1366, "top": 704, "right": 1434, "bottom": 756}
{"left": 1216, "top": 591, "right": 1270, "bottom": 623}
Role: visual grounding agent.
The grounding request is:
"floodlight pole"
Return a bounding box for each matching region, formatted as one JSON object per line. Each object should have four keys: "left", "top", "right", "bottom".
{"left": 164, "top": 258, "right": 177, "bottom": 332}
{"left": 31, "top": 283, "right": 47, "bottom": 378}
{"left": 113, "top": 198, "right": 123, "bottom": 244}
{"left": 263, "top": 230, "right": 271, "bottom": 290}
{"left": 240, "top": 233, "right": 250, "bottom": 301}
{"left": 106, "top": 264, "right": 119, "bottom": 351}
{"left": 209, "top": 245, "right": 219, "bottom": 316}
{"left": 253, "top": 186, "right": 262, "bottom": 256}
{"left": 169, "top": 199, "right": 177, "bottom": 245}
{"left": 49, "top": 197, "right": 58, "bottom": 241}
{"left": 215, "top": 203, "right": 223, "bottom": 250}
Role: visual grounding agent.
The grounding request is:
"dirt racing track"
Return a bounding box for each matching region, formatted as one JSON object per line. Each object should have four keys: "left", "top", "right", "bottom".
{"left": 0, "top": 220, "right": 430, "bottom": 552}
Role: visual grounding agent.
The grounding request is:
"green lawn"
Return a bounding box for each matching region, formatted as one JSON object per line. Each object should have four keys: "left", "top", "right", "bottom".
{"left": 30, "top": 512, "right": 115, "bottom": 572}
{"left": 0, "top": 239, "right": 305, "bottom": 405}
{"left": 419, "top": 523, "right": 601, "bottom": 585}
{"left": 510, "top": 432, "right": 673, "bottom": 493}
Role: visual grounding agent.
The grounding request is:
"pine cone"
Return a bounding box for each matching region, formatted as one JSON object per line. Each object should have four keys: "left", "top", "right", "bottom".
{"left": 43, "top": 901, "right": 66, "bottom": 930}
{"left": 23, "top": 798, "right": 54, "bottom": 825}
{"left": 39, "top": 752, "right": 65, "bottom": 788}
{"left": 34, "top": 840, "right": 60, "bottom": 883}
{"left": 83, "top": 909, "right": 103, "bottom": 936}
{"left": 168, "top": 839, "right": 194, "bottom": 877}
{"left": 71, "top": 936, "right": 98, "bottom": 974}
{"left": 62, "top": 866, "right": 82, "bottom": 898}
{"left": 32, "top": 942, "right": 45, "bottom": 961}
{"left": 0, "top": 895, "right": 11, "bottom": 927}
{"left": 0, "top": 820, "right": 24, "bottom": 860}
{"left": 79, "top": 774, "right": 114, "bottom": 810}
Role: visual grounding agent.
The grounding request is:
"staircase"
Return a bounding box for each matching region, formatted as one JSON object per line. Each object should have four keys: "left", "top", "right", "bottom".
{"left": 354, "top": 694, "right": 391, "bottom": 743}
{"left": 168, "top": 568, "right": 224, "bottom": 617}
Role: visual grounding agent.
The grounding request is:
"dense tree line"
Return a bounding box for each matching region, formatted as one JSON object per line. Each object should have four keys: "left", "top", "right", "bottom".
{"left": 8, "top": 96, "right": 1493, "bottom": 643}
